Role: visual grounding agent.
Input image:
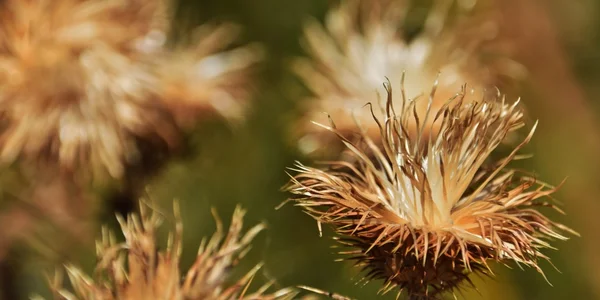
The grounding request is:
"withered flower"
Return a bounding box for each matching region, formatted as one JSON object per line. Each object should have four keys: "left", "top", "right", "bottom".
{"left": 285, "top": 83, "right": 575, "bottom": 299}
{"left": 0, "top": 0, "right": 261, "bottom": 178}
{"left": 293, "top": 0, "right": 519, "bottom": 153}
{"left": 47, "top": 202, "right": 295, "bottom": 300}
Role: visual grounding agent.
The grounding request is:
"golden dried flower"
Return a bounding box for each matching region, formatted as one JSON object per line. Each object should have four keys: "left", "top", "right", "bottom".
{"left": 0, "top": 0, "right": 261, "bottom": 178}
{"left": 293, "top": 0, "right": 518, "bottom": 153}
{"left": 48, "top": 202, "right": 295, "bottom": 300}
{"left": 159, "top": 24, "right": 263, "bottom": 126}
{"left": 285, "top": 83, "right": 575, "bottom": 299}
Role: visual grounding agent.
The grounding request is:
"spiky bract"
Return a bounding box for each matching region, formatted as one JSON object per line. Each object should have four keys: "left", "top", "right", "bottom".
{"left": 0, "top": 0, "right": 261, "bottom": 178}
{"left": 286, "top": 83, "right": 574, "bottom": 299}
{"left": 49, "top": 202, "right": 295, "bottom": 300}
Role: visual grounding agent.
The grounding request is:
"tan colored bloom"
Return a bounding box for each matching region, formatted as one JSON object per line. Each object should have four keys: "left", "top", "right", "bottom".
{"left": 0, "top": 0, "right": 261, "bottom": 178}
{"left": 293, "top": 0, "right": 520, "bottom": 153}
{"left": 285, "top": 83, "right": 575, "bottom": 299}
{"left": 48, "top": 202, "right": 295, "bottom": 300}
{"left": 160, "top": 24, "right": 263, "bottom": 126}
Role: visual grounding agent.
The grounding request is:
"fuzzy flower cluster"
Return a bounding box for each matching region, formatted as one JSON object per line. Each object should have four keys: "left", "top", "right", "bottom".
{"left": 293, "top": 0, "right": 518, "bottom": 153}
{"left": 0, "top": 0, "right": 262, "bottom": 178}
{"left": 45, "top": 202, "right": 295, "bottom": 300}
{"left": 286, "top": 81, "right": 575, "bottom": 299}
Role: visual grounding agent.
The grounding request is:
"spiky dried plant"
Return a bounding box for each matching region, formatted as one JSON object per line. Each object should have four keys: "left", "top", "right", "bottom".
{"left": 46, "top": 202, "right": 295, "bottom": 300}
{"left": 293, "top": 0, "right": 521, "bottom": 154}
{"left": 0, "top": 0, "right": 262, "bottom": 178}
{"left": 285, "top": 82, "right": 576, "bottom": 299}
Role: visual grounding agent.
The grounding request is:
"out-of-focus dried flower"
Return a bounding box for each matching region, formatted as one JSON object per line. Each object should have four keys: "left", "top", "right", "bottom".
{"left": 48, "top": 202, "right": 295, "bottom": 300}
{"left": 285, "top": 82, "right": 576, "bottom": 299}
{"left": 0, "top": 0, "right": 262, "bottom": 178}
{"left": 160, "top": 24, "right": 263, "bottom": 126}
{"left": 293, "top": 0, "right": 522, "bottom": 154}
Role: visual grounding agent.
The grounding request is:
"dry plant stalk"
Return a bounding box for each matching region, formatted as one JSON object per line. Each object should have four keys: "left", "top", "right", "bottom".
{"left": 0, "top": 175, "right": 94, "bottom": 260}
{"left": 0, "top": 0, "right": 262, "bottom": 179}
{"left": 293, "top": 0, "right": 519, "bottom": 153}
{"left": 285, "top": 81, "right": 576, "bottom": 299}
{"left": 45, "top": 202, "right": 295, "bottom": 300}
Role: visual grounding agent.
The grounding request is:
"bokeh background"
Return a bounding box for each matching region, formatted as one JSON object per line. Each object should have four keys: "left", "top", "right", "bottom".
{"left": 1, "top": 0, "right": 600, "bottom": 299}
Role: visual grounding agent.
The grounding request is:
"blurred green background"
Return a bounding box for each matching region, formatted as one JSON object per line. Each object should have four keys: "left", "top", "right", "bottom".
{"left": 2, "top": 0, "right": 600, "bottom": 299}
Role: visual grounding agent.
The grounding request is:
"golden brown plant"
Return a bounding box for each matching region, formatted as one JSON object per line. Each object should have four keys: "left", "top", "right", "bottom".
{"left": 0, "top": 0, "right": 262, "bottom": 179}
{"left": 285, "top": 82, "right": 575, "bottom": 299}
{"left": 47, "top": 202, "right": 295, "bottom": 300}
{"left": 293, "top": 0, "right": 521, "bottom": 154}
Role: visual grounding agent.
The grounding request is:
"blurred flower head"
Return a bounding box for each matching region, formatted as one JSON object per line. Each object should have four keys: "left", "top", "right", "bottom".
{"left": 293, "top": 0, "right": 522, "bottom": 154}
{"left": 47, "top": 202, "right": 295, "bottom": 300}
{"left": 286, "top": 82, "right": 575, "bottom": 298}
{"left": 0, "top": 0, "right": 262, "bottom": 179}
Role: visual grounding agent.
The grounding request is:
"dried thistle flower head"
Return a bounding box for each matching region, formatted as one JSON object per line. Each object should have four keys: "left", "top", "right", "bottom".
{"left": 48, "top": 201, "right": 295, "bottom": 300}
{"left": 160, "top": 24, "right": 263, "bottom": 126}
{"left": 285, "top": 82, "right": 576, "bottom": 299}
{"left": 294, "top": 0, "right": 519, "bottom": 153}
{"left": 0, "top": 0, "right": 261, "bottom": 178}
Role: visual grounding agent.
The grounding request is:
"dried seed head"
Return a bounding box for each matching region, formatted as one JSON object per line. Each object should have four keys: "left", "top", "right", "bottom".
{"left": 293, "top": 0, "right": 518, "bottom": 154}
{"left": 0, "top": 0, "right": 261, "bottom": 178}
{"left": 285, "top": 82, "right": 575, "bottom": 299}
{"left": 49, "top": 202, "right": 295, "bottom": 300}
{"left": 159, "top": 24, "right": 264, "bottom": 126}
